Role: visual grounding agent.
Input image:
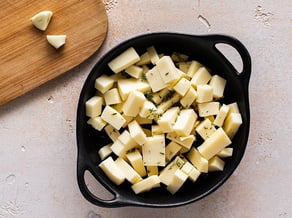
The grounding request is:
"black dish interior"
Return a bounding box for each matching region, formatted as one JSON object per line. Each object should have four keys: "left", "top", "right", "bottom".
{"left": 76, "top": 33, "right": 251, "bottom": 208}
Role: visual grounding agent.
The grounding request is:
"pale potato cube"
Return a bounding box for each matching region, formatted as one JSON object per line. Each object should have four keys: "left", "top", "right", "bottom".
{"left": 95, "top": 75, "right": 115, "bottom": 94}
{"left": 188, "top": 167, "right": 201, "bottom": 183}
{"left": 223, "top": 112, "right": 242, "bottom": 139}
{"left": 145, "top": 66, "right": 167, "bottom": 92}
{"left": 85, "top": 96, "right": 103, "bottom": 117}
{"left": 108, "top": 47, "right": 140, "bottom": 73}
{"left": 217, "top": 147, "right": 233, "bottom": 158}
{"left": 131, "top": 175, "right": 160, "bottom": 194}
{"left": 98, "top": 144, "right": 113, "bottom": 160}
{"left": 214, "top": 104, "right": 230, "bottom": 127}
{"left": 156, "top": 93, "right": 180, "bottom": 114}
{"left": 159, "top": 159, "right": 180, "bottom": 186}
{"left": 156, "top": 56, "right": 180, "bottom": 84}
{"left": 165, "top": 141, "right": 182, "bottom": 163}
{"left": 135, "top": 116, "right": 153, "bottom": 125}
{"left": 178, "top": 61, "right": 192, "bottom": 73}
{"left": 187, "top": 148, "right": 208, "bottom": 173}
{"left": 171, "top": 52, "right": 189, "bottom": 62}
{"left": 117, "top": 78, "right": 150, "bottom": 100}
{"left": 166, "top": 132, "right": 195, "bottom": 151}
{"left": 208, "top": 156, "right": 225, "bottom": 172}
{"left": 121, "top": 114, "right": 134, "bottom": 128}
{"left": 101, "top": 105, "right": 126, "bottom": 130}
{"left": 197, "top": 102, "right": 220, "bottom": 117}
{"left": 157, "top": 106, "right": 180, "bottom": 133}
{"left": 180, "top": 86, "right": 197, "bottom": 108}
{"left": 209, "top": 75, "right": 227, "bottom": 99}
{"left": 197, "top": 127, "right": 231, "bottom": 160}
{"left": 196, "top": 84, "right": 213, "bottom": 103}
{"left": 31, "top": 11, "right": 53, "bottom": 31}
{"left": 122, "top": 91, "right": 146, "bottom": 117}
{"left": 104, "top": 125, "right": 120, "bottom": 142}
{"left": 115, "top": 158, "right": 142, "bottom": 184}
{"left": 139, "top": 100, "right": 158, "bottom": 119}
{"left": 125, "top": 65, "right": 143, "bottom": 79}
{"left": 126, "top": 149, "right": 147, "bottom": 177}
{"left": 110, "top": 139, "right": 126, "bottom": 158}
{"left": 147, "top": 46, "right": 160, "bottom": 64}
{"left": 190, "top": 67, "right": 212, "bottom": 88}
{"left": 146, "top": 166, "right": 159, "bottom": 176}
{"left": 152, "top": 88, "right": 171, "bottom": 104}
{"left": 99, "top": 157, "right": 125, "bottom": 185}
{"left": 228, "top": 102, "right": 240, "bottom": 114}
{"left": 142, "top": 135, "right": 165, "bottom": 167}
{"left": 186, "top": 60, "right": 201, "bottom": 78}
{"left": 128, "top": 120, "right": 147, "bottom": 145}
{"left": 151, "top": 125, "right": 163, "bottom": 135}
{"left": 46, "top": 35, "right": 66, "bottom": 49}
{"left": 118, "top": 130, "right": 137, "bottom": 149}
{"left": 135, "top": 51, "right": 151, "bottom": 65}
{"left": 173, "top": 77, "right": 191, "bottom": 96}
{"left": 167, "top": 169, "right": 188, "bottom": 194}
{"left": 195, "top": 119, "right": 216, "bottom": 140}
{"left": 173, "top": 109, "right": 198, "bottom": 136}
{"left": 104, "top": 88, "right": 122, "bottom": 105}
{"left": 87, "top": 116, "right": 107, "bottom": 131}
{"left": 112, "top": 101, "right": 124, "bottom": 113}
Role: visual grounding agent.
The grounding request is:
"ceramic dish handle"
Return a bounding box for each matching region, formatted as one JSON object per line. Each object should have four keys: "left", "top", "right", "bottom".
{"left": 207, "top": 35, "right": 252, "bottom": 83}
{"left": 77, "top": 153, "right": 128, "bottom": 208}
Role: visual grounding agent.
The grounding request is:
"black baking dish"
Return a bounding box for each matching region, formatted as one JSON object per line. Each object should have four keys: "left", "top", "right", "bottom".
{"left": 76, "top": 32, "right": 251, "bottom": 208}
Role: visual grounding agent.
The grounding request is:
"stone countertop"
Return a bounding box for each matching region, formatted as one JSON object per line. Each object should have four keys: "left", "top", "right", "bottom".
{"left": 0, "top": 0, "right": 291, "bottom": 217}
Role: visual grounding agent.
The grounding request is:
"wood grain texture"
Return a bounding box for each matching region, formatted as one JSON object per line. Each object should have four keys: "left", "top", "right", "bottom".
{"left": 0, "top": 0, "right": 108, "bottom": 105}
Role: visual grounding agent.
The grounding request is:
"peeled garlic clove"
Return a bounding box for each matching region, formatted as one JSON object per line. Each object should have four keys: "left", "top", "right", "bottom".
{"left": 31, "top": 11, "right": 53, "bottom": 31}
{"left": 46, "top": 35, "right": 66, "bottom": 49}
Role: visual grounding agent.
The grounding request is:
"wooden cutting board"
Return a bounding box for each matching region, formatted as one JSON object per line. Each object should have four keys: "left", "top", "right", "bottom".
{"left": 0, "top": 0, "right": 108, "bottom": 105}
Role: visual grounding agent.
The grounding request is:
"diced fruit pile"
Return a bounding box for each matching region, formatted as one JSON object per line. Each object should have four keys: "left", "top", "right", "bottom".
{"left": 85, "top": 46, "right": 242, "bottom": 195}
